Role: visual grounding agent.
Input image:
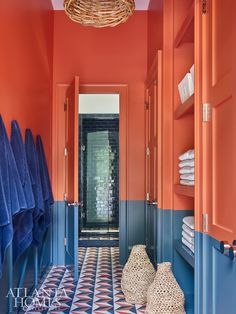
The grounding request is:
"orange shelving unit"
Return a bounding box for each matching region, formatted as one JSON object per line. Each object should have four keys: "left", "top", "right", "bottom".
{"left": 174, "top": 95, "right": 194, "bottom": 120}
{"left": 173, "top": 0, "right": 195, "bottom": 210}
{"left": 172, "top": 2, "right": 195, "bottom": 309}
{"left": 174, "top": 184, "right": 194, "bottom": 198}
{"left": 174, "top": 2, "right": 194, "bottom": 48}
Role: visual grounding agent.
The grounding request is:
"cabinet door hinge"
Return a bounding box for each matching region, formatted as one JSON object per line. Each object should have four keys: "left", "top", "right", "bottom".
{"left": 203, "top": 213, "right": 209, "bottom": 233}
{"left": 146, "top": 193, "right": 150, "bottom": 201}
{"left": 64, "top": 237, "right": 67, "bottom": 246}
{"left": 64, "top": 147, "right": 68, "bottom": 157}
{"left": 202, "top": 103, "right": 212, "bottom": 122}
{"left": 145, "top": 101, "right": 149, "bottom": 109}
{"left": 202, "top": 0, "right": 207, "bottom": 14}
{"left": 63, "top": 192, "right": 67, "bottom": 201}
{"left": 64, "top": 102, "right": 67, "bottom": 111}
{"left": 146, "top": 147, "right": 150, "bottom": 156}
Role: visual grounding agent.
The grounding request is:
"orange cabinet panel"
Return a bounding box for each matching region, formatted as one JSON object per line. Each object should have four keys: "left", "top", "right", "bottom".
{"left": 65, "top": 77, "right": 79, "bottom": 203}
{"left": 202, "top": 0, "right": 236, "bottom": 241}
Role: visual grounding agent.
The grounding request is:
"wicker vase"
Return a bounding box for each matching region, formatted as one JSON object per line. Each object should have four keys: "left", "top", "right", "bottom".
{"left": 121, "top": 245, "right": 156, "bottom": 305}
{"left": 145, "top": 262, "right": 186, "bottom": 314}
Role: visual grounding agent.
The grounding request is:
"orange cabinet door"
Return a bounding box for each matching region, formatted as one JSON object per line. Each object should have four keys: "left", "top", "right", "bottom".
{"left": 65, "top": 77, "right": 79, "bottom": 204}
{"left": 145, "top": 79, "right": 158, "bottom": 263}
{"left": 146, "top": 82, "right": 158, "bottom": 205}
{"left": 202, "top": 0, "right": 236, "bottom": 241}
{"left": 65, "top": 76, "right": 79, "bottom": 281}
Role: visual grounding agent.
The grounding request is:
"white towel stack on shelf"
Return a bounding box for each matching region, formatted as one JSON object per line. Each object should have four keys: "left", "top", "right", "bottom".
{"left": 179, "top": 149, "right": 195, "bottom": 186}
{"left": 182, "top": 216, "right": 195, "bottom": 254}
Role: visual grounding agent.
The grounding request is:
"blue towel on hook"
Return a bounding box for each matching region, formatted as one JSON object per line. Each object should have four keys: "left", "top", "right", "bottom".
{"left": 11, "top": 121, "right": 35, "bottom": 262}
{"left": 25, "top": 129, "right": 44, "bottom": 246}
{"left": 36, "top": 135, "right": 54, "bottom": 237}
{"left": 0, "top": 116, "right": 27, "bottom": 277}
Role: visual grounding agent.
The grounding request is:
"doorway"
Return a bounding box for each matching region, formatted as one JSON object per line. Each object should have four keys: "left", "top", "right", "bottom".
{"left": 78, "top": 94, "right": 120, "bottom": 246}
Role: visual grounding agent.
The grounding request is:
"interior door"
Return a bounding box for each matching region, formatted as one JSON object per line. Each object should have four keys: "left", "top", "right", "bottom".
{"left": 202, "top": 0, "right": 236, "bottom": 242}
{"left": 65, "top": 76, "right": 79, "bottom": 281}
{"left": 146, "top": 81, "right": 158, "bottom": 263}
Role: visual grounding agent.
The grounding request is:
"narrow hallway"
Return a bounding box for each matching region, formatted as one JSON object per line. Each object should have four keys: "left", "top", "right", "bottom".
{"left": 1, "top": 0, "right": 236, "bottom": 313}
{"left": 25, "top": 248, "right": 146, "bottom": 314}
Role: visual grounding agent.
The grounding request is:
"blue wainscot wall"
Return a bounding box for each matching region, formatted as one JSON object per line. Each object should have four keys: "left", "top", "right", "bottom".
{"left": 0, "top": 227, "right": 52, "bottom": 313}
{"left": 51, "top": 201, "right": 236, "bottom": 314}
{"left": 195, "top": 232, "right": 236, "bottom": 314}
{"left": 119, "top": 200, "right": 146, "bottom": 265}
{"left": 155, "top": 208, "right": 194, "bottom": 314}
{"left": 52, "top": 200, "right": 147, "bottom": 267}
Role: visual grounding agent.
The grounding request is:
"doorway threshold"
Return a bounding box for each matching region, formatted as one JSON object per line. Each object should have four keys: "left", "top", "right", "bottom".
{"left": 79, "top": 239, "right": 119, "bottom": 247}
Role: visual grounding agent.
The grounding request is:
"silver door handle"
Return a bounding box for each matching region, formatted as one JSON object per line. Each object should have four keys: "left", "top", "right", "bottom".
{"left": 147, "top": 200, "right": 158, "bottom": 206}
{"left": 220, "top": 241, "right": 231, "bottom": 254}
{"left": 229, "top": 240, "right": 236, "bottom": 260}
{"left": 229, "top": 245, "right": 236, "bottom": 260}
{"left": 67, "top": 202, "right": 81, "bottom": 207}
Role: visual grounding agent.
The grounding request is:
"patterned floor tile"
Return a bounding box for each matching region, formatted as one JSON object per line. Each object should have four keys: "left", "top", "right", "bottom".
{"left": 24, "top": 247, "right": 146, "bottom": 313}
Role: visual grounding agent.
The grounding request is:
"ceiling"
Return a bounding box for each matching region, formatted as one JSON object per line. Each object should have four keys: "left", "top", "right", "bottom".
{"left": 51, "top": 0, "right": 150, "bottom": 11}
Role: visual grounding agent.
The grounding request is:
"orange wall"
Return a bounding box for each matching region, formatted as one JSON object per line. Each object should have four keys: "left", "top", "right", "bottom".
{"left": 0, "top": 0, "right": 53, "bottom": 171}
{"left": 53, "top": 11, "right": 148, "bottom": 201}
{"left": 147, "top": 0, "right": 163, "bottom": 70}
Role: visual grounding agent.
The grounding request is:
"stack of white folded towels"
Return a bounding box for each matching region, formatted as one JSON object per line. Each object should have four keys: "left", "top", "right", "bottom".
{"left": 182, "top": 216, "right": 195, "bottom": 254}
{"left": 179, "top": 149, "right": 195, "bottom": 186}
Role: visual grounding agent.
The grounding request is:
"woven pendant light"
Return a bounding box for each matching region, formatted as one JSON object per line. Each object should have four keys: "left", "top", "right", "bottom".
{"left": 64, "top": 0, "right": 135, "bottom": 28}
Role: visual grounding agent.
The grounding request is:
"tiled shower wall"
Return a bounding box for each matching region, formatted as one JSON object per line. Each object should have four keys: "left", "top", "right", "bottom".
{"left": 79, "top": 115, "right": 119, "bottom": 229}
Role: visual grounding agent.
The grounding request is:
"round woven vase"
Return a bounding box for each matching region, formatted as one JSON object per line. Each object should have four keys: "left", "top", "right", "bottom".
{"left": 121, "top": 245, "right": 156, "bottom": 305}
{"left": 145, "top": 262, "right": 186, "bottom": 314}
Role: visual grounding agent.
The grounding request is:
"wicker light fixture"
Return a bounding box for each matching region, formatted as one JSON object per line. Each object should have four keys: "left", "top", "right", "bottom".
{"left": 64, "top": 0, "right": 135, "bottom": 28}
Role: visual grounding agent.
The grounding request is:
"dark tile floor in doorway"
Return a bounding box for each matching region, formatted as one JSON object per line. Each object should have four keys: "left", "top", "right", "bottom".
{"left": 25, "top": 247, "right": 146, "bottom": 313}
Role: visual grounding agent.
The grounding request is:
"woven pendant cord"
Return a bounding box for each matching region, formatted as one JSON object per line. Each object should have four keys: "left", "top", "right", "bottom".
{"left": 121, "top": 245, "right": 156, "bottom": 305}
{"left": 64, "top": 0, "right": 135, "bottom": 28}
{"left": 145, "top": 262, "right": 186, "bottom": 314}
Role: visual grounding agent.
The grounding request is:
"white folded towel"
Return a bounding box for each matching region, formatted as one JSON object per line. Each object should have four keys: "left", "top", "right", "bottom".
{"left": 182, "top": 231, "right": 194, "bottom": 245}
{"left": 183, "top": 216, "right": 194, "bottom": 229}
{"left": 179, "top": 149, "right": 195, "bottom": 161}
{"left": 180, "top": 174, "right": 195, "bottom": 181}
{"left": 180, "top": 179, "right": 194, "bottom": 186}
{"left": 179, "top": 166, "right": 195, "bottom": 174}
{"left": 182, "top": 223, "right": 194, "bottom": 238}
{"left": 182, "top": 237, "right": 195, "bottom": 253}
{"left": 179, "top": 160, "right": 195, "bottom": 168}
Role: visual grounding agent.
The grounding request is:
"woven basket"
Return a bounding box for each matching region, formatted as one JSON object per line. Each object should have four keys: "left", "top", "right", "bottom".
{"left": 121, "top": 245, "right": 156, "bottom": 305}
{"left": 64, "top": 0, "right": 135, "bottom": 28}
{"left": 145, "top": 262, "right": 186, "bottom": 314}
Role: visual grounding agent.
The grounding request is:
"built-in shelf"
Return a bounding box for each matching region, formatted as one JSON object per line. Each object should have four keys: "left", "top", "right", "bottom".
{"left": 174, "top": 240, "right": 195, "bottom": 268}
{"left": 174, "top": 95, "right": 194, "bottom": 120}
{"left": 174, "top": 184, "right": 194, "bottom": 197}
{"left": 174, "top": 3, "right": 194, "bottom": 48}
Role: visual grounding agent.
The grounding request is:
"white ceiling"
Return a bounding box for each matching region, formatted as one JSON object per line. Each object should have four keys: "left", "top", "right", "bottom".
{"left": 51, "top": 0, "right": 150, "bottom": 11}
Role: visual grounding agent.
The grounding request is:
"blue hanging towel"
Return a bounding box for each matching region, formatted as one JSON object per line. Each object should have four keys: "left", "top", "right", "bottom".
{"left": 0, "top": 116, "right": 27, "bottom": 277}
{"left": 11, "top": 121, "right": 35, "bottom": 262}
{"left": 25, "top": 129, "right": 44, "bottom": 246}
{"left": 36, "top": 136, "right": 54, "bottom": 236}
